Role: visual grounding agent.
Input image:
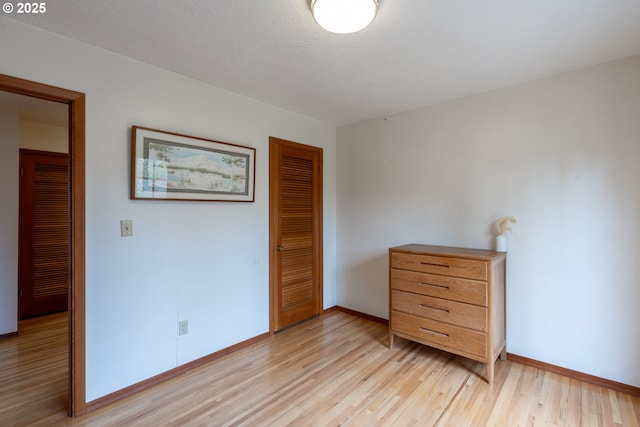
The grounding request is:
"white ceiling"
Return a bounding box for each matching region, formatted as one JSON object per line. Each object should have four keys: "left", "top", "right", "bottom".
{"left": 8, "top": 0, "right": 640, "bottom": 126}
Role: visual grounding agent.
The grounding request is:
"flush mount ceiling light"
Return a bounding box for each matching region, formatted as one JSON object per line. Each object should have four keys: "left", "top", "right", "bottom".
{"left": 311, "top": 0, "right": 378, "bottom": 34}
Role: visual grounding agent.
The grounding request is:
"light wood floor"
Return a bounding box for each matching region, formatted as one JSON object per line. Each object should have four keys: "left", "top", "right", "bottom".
{"left": 1, "top": 311, "right": 639, "bottom": 426}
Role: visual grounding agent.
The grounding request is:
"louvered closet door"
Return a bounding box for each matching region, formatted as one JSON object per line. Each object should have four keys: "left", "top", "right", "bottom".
{"left": 19, "top": 149, "right": 69, "bottom": 319}
{"left": 270, "top": 137, "right": 323, "bottom": 331}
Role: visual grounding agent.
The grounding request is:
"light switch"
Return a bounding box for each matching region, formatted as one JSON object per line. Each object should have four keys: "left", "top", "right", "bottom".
{"left": 120, "top": 220, "right": 133, "bottom": 237}
{"left": 178, "top": 320, "right": 188, "bottom": 336}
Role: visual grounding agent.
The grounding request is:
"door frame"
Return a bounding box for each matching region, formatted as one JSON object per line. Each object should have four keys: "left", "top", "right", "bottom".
{"left": 0, "top": 74, "right": 86, "bottom": 417}
{"left": 268, "top": 136, "right": 323, "bottom": 334}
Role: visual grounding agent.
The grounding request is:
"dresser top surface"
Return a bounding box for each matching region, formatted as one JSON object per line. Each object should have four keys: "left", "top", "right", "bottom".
{"left": 390, "top": 244, "right": 505, "bottom": 261}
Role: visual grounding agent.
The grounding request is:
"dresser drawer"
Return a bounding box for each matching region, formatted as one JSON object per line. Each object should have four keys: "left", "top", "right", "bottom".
{"left": 391, "top": 311, "right": 487, "bottom": 360}
{"left": 391, "top": 252, "right": 487, "bottom": 281}
{"left": 390, "top": 268, "right": 487, "bottom": 306}
{"left": 391, "top": 290, "right": 487, "bottom": 332}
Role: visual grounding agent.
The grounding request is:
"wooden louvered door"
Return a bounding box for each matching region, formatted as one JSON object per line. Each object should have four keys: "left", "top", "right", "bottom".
{"left": 19, "top": 149, "right": 69, "bottom": 319}
{"left": 270, "top": 137, "right": 323, "bottom": 332}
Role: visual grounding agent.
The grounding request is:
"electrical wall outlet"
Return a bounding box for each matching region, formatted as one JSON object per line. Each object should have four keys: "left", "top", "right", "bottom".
{"left": 120, "top": 220, "right": 133, "bottom": 237}
{"left": 178, "top": 319, "right": 188, "bottom": 336}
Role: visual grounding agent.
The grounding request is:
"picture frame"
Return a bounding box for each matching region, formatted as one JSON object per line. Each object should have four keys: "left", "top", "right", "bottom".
{"left": 131, "top": 126, "right": 256, "bottom": 202}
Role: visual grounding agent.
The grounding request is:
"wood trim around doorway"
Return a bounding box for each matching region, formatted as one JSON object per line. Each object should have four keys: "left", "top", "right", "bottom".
{"left": 0, "top": 73, "right": 86, "bottom": 416}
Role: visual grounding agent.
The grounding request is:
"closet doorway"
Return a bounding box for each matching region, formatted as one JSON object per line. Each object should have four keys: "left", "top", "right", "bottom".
{"left": 269, "top": 136, "right": 323, "bottom": 332}
{"left": 19, "top": 149, "right": 70, "bottom": 319}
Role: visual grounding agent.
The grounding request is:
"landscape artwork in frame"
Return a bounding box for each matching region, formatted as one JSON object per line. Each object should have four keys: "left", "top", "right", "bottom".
{"left": 131, "top": 126, "right": 255, "bottom": 201}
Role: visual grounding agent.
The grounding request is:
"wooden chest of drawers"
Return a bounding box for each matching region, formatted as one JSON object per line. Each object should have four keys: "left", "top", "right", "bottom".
{"left": 389, "top": 244, "right": 506, "bottom": 384}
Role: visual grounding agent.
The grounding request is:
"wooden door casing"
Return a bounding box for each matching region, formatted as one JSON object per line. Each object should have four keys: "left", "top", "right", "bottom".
{"left": 19, "top": 149, "right": 69, "bottom": 319}
{"left": 1, "top": 72, "right": 86, "bottom": 416}
{"left": 269, "top": 137, "right": 323, "bottom": 332}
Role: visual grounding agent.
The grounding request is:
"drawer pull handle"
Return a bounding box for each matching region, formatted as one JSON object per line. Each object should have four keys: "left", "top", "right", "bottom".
{"left": 418, "top": 304, "right": 449, "bottom": 313}
{"left": 419, "top": 327, "right": 449, "bottom": 338}
{"left": 418, "top": 282, "right": 450, "bottom": 290}
{"left": 419, "top": 261, "right": 450, "bottom": 268}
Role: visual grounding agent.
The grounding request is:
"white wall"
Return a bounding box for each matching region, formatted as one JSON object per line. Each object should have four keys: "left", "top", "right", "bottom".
{"left": 20, "top": 120, "right": 68, "bottom": 153}
{"left": 0, "top": 17, "right": 337, "bottom": 401}
{"left": 0, "top": 106, "right": 19, "bottom": 335}
{"left": 337, "top": 55, "right": 640, "bottom": 387}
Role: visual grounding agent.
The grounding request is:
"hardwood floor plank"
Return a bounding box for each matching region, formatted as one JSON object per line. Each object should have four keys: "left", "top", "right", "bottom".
{"left": 1, "top": 311, "right": 639, "bottom": 426}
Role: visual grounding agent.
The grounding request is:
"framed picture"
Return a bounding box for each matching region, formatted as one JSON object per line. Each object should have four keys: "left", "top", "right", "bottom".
{"left": 131, "top": 126, "right": 255, "bottom": 202}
